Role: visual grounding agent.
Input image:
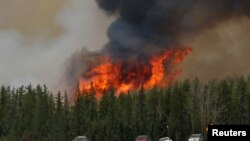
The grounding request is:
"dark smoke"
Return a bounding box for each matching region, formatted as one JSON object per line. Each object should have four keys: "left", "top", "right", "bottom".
{"left": 96, "top": 0, "right": 250, "bottom": 61}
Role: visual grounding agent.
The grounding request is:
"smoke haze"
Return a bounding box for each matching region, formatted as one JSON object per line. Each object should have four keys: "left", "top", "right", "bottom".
{"left": 0, "top": 0, "right": 112, "bottom": 91}
{"left": 0, "top": 0, "right": 67, "bottom": 37}
{"left": 180, "top": 17, "right": 250, "bottom": 82}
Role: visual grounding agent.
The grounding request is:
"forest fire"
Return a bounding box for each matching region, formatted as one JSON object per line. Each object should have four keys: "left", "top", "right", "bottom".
{"left": 78, "top": 48, "right": 191, "bottom": 98}
{"left": 63, "top": 0, "right": 250, "bottom": 100}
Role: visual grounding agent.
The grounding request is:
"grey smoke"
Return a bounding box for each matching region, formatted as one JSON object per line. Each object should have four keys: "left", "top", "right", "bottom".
{"left": 0, "top": 0, "right": 111, "bottom": 91}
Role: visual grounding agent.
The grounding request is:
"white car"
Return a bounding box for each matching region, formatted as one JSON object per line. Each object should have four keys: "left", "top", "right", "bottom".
{"left": 159, "top": 137, "right": 173, "bottom": 141}
{"left": 188, "top": 134, "right": 202, "bottom": 141}
{"left": 72, "top": 136, "right": 89, "bottom": 141}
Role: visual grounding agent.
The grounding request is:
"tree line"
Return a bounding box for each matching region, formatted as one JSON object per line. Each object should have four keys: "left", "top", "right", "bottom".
{"left": 1, "top": 76, "right": 250, "bottom": 141}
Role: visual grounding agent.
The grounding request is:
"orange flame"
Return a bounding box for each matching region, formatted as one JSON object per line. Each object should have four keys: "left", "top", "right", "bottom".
{"left": 79, "top": 48, "right": 191, "bottom": 98}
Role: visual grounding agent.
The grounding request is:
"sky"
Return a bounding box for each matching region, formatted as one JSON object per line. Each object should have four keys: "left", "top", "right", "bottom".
{"left": 0, "top": 0, "right": 250, "bottom": 92}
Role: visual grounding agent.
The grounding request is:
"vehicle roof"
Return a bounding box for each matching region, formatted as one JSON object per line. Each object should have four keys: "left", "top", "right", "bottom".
{"left": 159, "top": 137, "right": 171, "bottom": 140}
{"left": 75, "top": 136, "right": 87, "bottom": 139}
{"left": 136, "top": 135, "right": 150, "bottom": 139}
{"left": 137, "top": 135, "right": 149, "bottom": 137}
{"left": 190, "top": 134, "right": 201, "bottom": 137}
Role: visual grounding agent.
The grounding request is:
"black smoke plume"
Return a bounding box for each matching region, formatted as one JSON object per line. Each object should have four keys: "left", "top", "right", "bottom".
{"left": 96, "top": 0, "right": 250, "bottom": 60}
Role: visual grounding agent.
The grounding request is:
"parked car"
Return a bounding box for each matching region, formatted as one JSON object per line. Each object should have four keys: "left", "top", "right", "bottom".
{"left": 159, "top": 137, "right": 173, "bottom": 141}
{"left": 188, "top": 134, "right": 202, "bottom": 141}
{"left": 135, "top": 135, "right": 151, "bottom": 141}
{"left": 72, "top": 136, "right": 89, "bottom": 141}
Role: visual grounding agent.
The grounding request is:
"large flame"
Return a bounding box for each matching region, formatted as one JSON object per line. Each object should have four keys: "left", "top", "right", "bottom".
{"left": 79, "top": 48, "right": 191, "bottom": 98}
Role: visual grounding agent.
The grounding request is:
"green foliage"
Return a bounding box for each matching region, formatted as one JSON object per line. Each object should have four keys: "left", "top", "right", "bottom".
{"left": 0, "top": 76, "right": 250, "bottom": 141}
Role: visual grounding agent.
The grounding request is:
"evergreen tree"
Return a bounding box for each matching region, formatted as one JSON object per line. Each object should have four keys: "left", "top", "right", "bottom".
{"left": 1, "top": 76, "right": 250, "bottom": 141}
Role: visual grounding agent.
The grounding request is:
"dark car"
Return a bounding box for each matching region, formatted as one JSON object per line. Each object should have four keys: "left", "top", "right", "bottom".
{"left": 135, "top": 135, "right": 151, "bottom": 141}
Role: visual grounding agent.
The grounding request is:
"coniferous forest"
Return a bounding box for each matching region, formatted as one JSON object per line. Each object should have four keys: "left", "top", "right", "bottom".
{"left": 1, "top": 76, "right": 250, "bottom": 141}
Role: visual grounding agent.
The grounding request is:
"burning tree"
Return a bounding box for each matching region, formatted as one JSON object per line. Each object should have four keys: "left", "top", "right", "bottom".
{"left": 79, "top": 48, "right": 191, "bottom": 98}
{"left": 65, "top": 0, "right": 250, "bottom": 98}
